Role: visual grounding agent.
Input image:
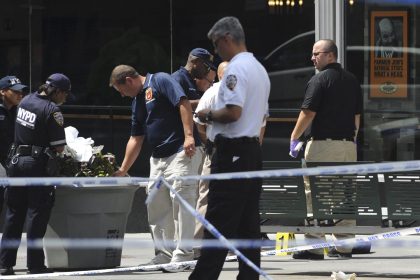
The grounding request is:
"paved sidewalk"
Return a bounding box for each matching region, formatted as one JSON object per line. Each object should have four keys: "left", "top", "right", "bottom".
{"left": 3, "top": 233, "right": 420, "bottom": 279}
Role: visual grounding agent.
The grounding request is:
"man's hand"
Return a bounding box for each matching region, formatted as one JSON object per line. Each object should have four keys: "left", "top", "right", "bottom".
{"left": 289, "top": 139, "right": 303, "bottom": 158}
{"left": 195, "top": 108, "right": 211, "bottom": 123}
{"left": 184, "top": 135, "right": 196, "bottom": 158}
{"left": 113, "top": 168, "right": 128, "bottom": 177}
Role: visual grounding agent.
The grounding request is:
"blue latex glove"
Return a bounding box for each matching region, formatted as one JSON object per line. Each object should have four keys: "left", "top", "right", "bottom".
{"left": 289, "top": 139, "right": 303, "bottom": 158}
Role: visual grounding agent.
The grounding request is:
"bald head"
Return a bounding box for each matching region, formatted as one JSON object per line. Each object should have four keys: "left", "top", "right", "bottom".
{"left": 217, "top": 61, "right": 228, "bottom": 80}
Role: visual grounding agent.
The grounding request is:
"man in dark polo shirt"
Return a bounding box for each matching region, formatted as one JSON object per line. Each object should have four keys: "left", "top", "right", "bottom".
{"left": 109, "top": 65, "right": 201, "bottom": 268}
{"left": 172, "top": 48, "right": 216, "bottom": 111}
{"left": 290, "top": 39, "right": 362, "bottom": 260}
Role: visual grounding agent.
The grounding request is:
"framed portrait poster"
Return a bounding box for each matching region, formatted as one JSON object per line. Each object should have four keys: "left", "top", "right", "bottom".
{"left": 369, "top": 10, "right": 408, "bottom": 98}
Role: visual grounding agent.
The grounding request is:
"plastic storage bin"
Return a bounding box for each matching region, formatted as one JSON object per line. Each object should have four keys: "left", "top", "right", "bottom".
{"left": 44, "top": 185, "right": 139, "bottom": 269}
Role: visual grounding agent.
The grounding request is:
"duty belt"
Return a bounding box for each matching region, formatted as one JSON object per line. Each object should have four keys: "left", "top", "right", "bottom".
{"left": 14, "top": 145, "right": 46, "bottom": 157}
{"left": 214, "top": 135, "right": 259, "bottom": 146}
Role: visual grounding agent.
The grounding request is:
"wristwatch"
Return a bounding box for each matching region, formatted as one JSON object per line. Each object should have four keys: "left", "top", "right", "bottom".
{"left": 205, "top": 110, "right": 213, "bottom": 123}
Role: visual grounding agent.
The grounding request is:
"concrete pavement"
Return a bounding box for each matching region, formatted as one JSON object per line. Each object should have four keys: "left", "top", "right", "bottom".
{"left": 2, "top": 233, "right": 420, "bottom": 279}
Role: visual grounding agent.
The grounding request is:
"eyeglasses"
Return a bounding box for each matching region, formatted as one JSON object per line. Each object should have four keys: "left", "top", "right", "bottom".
{"left": 312, "top": 51, "right": 330, "bottom": 57}
{"left": 204, "top": 77, "right": 214, "bottom": 86}
{"left": 203, "top": 62, "right": 211, "bottom": 74}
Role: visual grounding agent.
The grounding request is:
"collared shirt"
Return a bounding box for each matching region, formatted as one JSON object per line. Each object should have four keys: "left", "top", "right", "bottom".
{"left": 172, "top": 66, "right": 202, "bottom": 146}
{"left": 131, "top": 72, "right": 188, "bottom": 158}
{"left": 171, "top": 67, "right": 201, "bottom": 100}
{"left": 14, "top": 93, "right": 66, "bottom": 148}
{"left": 302, "top": 62, "right": 362, "bottom": 139}
{"left": 211, "top": 52, "right": 270, "bottom": 138}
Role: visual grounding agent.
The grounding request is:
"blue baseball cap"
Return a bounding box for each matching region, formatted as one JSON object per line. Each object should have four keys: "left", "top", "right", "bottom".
{"left": 0, "top": 76, "right": 28, "bottom": 92}
{"left": 46, "top": 73, "right": 71, "bottom": 92}
{"left": 190, "top": 48, "right": 217, "bottom": 71}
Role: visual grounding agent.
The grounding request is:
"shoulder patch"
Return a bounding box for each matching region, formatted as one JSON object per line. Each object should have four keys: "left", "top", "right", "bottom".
{"left": 145, "top": 88, "right": 153, "bottom": 101}
{"left": 53, "top": 112, "right": 64, "bottom": 126}
{"left": 225, "top": 75, "right": 237, "bottom": 91}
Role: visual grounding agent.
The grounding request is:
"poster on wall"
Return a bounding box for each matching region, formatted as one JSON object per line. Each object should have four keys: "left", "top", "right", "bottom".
{"left": 369, "top": 10, "right": 408, "bottom": 98}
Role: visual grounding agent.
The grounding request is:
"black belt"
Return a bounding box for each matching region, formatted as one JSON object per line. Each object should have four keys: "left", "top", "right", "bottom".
{"left": 214, "top": 135, "right": 259, "bottom": 146}
{"left": 311, "top": 137, "right": 353, "bottom": 141}
{"left": 14, "top": 145, "right": 46, "bottom": 157}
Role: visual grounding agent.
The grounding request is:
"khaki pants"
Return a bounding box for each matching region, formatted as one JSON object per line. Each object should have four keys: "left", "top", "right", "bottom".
{"left": 194, "top": 149, "right": 214, "bottom": 240}
{"left": 304, "top": 139, "right": 357, "bottom": 254}
{"left": 147, "top": 148, "right": 204, "bottom": 262}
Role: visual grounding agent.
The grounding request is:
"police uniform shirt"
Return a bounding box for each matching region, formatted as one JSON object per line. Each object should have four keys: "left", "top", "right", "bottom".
{"left": 14, "top": 93, "right": 66, "bottom": 148}
{"left": 212, "top": 52, "right": 270, "bottom": 138}
{"left": 301, "top": 63, "right": 362, "bottom": 139}
{"left": 0, "top": 104, "right": 17, "bottom": 165}
{"left": 131, "top": 73, "right": 188, "bottom": 158}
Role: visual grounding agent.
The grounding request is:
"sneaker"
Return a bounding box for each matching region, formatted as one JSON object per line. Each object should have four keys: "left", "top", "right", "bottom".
{"left": 327, "top": 248, "right": 352, "bottom": 259}
{"left": 161, "top": 263, "right": 191, "bottom": 273}
{"left": 0, "top": 267, "right": 15, "bottom": 275}
{"left": 28, "top": 267, "right": 54, "bottom": 274}
{"left": 292, "top": 250, "right": 324, "bottom": 260}
{"left": 141, "top": 252, "right": 171, "bottom": 265}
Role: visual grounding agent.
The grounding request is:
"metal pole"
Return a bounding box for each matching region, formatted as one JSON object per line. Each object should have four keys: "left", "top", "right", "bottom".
{"left": 170, "top": 0, "right": 173, "bottom": 73}
{"left": 28, "top": 0, "right": 32, "bottom": 91}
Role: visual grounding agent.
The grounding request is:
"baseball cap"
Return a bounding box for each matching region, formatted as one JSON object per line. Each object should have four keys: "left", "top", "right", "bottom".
{"left": 46, "top": 73, "right": 71, "bottom": 92}
{"left": 190, "top": 48, "right": 217, "bottom": 71}
{"left": 0, "top": 76, "right": 28, "bottom": 92}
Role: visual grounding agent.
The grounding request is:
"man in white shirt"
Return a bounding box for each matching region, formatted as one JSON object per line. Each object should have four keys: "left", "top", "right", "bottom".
{"left": 189, "top": 16, "right": 270, "bottom": 280}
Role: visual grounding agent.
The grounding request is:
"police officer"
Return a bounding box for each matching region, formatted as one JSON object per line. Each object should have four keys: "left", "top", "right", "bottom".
{"left": 0, "top": 76, "right": 28, "bottom": 205}
{"left": 0, "top": 73, "right": 71, "bottom": 275}
{"left": 190, "top": 17, "right": 270, "bottom": 280}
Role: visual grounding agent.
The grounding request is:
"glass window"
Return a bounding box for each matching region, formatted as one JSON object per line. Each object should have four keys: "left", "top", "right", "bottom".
{"left": 345, "top": 0, "right": 420, "bottom": 161}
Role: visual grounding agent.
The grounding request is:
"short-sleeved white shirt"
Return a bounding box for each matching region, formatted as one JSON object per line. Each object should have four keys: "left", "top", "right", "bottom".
{"left": 193, "top": 82, "right": 221, "bottom": 142}
{"left": 212, "top": 52, "right": 270, "bottom": 138}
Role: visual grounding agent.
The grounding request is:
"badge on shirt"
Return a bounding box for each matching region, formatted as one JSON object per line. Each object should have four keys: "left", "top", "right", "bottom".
{"left": 225, "top": 75, "right": 237, "bottom": 91}
{"left": 145, "top": 88, "right": 153, "bottom": 101}
{"left": 53, "top": 112, "right": 64, "bottom": 126}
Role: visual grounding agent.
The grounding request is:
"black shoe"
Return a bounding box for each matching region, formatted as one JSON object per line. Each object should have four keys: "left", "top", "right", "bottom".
{"left": 0, "top": 267, "right": 15, "bottom": 275}
{"left": 352, "top": 242, "right": 372, "bottom": 254}
{"left": 292, "top": 250, "right": 324, "bottom": 260}
{"left": 327, "top": 248, "right": 352, "bottom": 259}
{"left": 28, "top": 267, "right": 54, "bottom": 274}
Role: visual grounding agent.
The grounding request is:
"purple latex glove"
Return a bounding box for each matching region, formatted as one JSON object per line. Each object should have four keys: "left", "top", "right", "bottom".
{"left": 289, "top": 139, "right": 302, "bottom": 158}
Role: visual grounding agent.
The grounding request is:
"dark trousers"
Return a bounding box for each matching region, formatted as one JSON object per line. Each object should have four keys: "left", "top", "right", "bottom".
{"left": 189, "top": 137, "right": 262, "bottom": 280}
{"left": 0, "top": 156, "right": 54, "bottom": 269}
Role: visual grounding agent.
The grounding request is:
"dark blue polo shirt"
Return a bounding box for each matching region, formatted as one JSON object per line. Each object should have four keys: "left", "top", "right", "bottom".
{"left": 171, "top": 67, "right": 202, "bottom": 146}
{"left": 131, "top": 73, "right": 191, "bottom": 158}
{"left": 14, "top": 93, "right": 66, "bottom": 148}
{"left": 171, "top": 67, "right": 201, "bottom": 100}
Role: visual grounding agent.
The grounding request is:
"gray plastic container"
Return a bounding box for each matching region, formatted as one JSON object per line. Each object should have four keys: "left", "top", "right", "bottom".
{"left": 44, "top": 185, "right": 139, "bottom": 269}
